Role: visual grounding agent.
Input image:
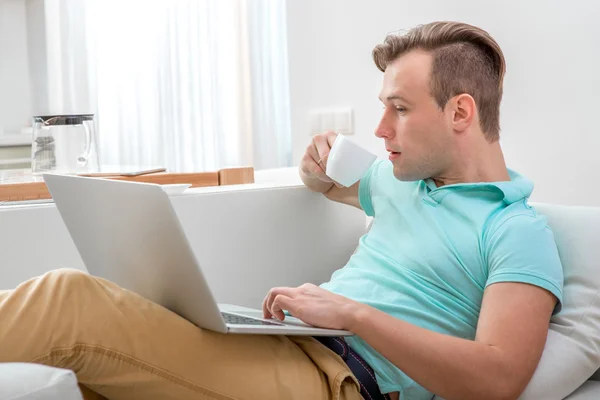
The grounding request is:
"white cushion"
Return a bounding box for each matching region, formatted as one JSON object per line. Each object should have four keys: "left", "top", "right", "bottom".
{"left": 0, "top": 363, "right": 83, "bottom": 400}
{"left": 519, "top": 203, "right": 600, "bottom": 399}
{"left": 565, "top": 381, "right": 600, "bottom": 400}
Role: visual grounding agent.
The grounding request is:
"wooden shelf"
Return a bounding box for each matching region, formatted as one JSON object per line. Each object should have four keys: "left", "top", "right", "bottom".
{"left": 0, "top": 166, "right": 254, "bottom": 202}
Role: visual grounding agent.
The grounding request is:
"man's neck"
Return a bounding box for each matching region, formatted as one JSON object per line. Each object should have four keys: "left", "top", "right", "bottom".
{"left": 432, "top": 140, "right": 510, "bottom": 188}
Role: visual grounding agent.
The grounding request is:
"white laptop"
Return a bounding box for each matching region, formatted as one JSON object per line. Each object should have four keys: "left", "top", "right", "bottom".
{"left": 44, "top": 173, "right": 354, "bottom": 336}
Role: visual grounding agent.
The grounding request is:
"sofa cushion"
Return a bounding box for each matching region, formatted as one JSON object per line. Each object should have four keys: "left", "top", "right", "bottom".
{"left": 565, "top": 380, "right": 600, "bottom": 400}
{"left": 518, "top": 203, "right": 600, "bottom": 399}
{"left": 0, "top": 363, "right": 83, "bottom": 400}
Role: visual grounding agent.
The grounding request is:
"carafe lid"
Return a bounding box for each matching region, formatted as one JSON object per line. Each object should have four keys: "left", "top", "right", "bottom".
{"left": 35, "top": 114, "right": 94, "bottom": 126}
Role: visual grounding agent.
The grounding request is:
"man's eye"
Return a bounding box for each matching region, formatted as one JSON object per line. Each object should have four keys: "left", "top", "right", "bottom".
{"left": 395, "top": 106, "right": 407, "bottom": 113}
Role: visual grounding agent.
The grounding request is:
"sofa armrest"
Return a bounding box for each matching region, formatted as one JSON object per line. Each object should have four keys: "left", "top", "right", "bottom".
{"left": 0, "top": 363, "right": 83, "bottom": 400}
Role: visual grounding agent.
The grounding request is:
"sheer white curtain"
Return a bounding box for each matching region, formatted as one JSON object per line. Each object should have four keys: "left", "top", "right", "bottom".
{"left": 41, "top": 0, "right": 292, "bottom": 172}
{"left": 26, "top": 0, "right": 97, "bottom": 119}
{"left": 245, "top": 1, "right": 292, "bottom": 169}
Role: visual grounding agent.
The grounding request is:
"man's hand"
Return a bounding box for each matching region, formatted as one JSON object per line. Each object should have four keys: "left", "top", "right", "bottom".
{"left": 299, "top": 131, "right": 362, "bottom": 209}
{"left": 299, "top": 131, "right": 339, "bottom": 194}
{"left": 262, "top": 283, "right": 362, "bottom": 330}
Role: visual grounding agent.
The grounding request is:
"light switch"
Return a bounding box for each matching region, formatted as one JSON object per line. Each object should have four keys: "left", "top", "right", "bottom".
{"left": 308, "top": 107, "right": 354, "bottom": 135}
{"left": 321, "top": 111, "right": 334, "bottom": 132}
{"left": 309, "top": 110, "right": 321, "bottom": 135}
{"left": 334, "top": 108, "right": 353, "bottom": 135}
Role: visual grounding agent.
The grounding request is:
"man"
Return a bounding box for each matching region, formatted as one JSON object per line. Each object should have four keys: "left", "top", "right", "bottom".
{"left": 0, "top": 21, "right": 562, "bottom": 400}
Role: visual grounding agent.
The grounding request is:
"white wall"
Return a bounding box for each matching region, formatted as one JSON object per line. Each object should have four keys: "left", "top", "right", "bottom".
{"left": 0, "top": 0, "right": 32, "bottom": 133}
{"left": 286, "top": 0, "right": 600, "bottom": 207}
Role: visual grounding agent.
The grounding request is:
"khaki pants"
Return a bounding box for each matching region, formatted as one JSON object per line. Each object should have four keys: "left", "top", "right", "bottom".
{"left": 0, "top": 269, "right": 362, "bottom": 400}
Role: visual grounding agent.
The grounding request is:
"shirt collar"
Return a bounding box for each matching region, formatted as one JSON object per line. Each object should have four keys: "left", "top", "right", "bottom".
{"left": 423, "top": 169, "right": 533, "bottom": 205}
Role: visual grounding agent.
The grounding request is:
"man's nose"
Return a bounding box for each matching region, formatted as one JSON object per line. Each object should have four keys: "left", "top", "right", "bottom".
{"left": 375, "top": 111, "right": 395, "bottom": 139}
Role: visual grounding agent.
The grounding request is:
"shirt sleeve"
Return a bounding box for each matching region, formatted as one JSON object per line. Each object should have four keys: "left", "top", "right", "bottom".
{"left": 485, "top": 212, "right": 564, "bottom": 314}
{"left": 358, "top": 160, "right": 384, "bottom": 217}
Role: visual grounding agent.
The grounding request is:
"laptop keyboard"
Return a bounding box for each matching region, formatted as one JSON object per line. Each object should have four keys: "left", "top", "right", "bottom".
{"left": 221, "top": 312, "right": 283, "bottom": 326}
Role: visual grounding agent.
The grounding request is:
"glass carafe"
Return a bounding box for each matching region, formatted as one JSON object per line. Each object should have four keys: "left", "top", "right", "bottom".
{"left": 32, "top": 114, "right": 99, "bottom": 175}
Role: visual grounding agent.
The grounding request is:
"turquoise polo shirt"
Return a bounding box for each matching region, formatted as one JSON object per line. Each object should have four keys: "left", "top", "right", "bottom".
{"left": 320, "top": 160, "right": 564, "bottom": 399}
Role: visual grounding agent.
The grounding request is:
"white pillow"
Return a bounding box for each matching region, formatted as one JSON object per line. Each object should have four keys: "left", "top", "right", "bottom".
{"left": 0, "top": 363, "right": 83, "bottom": 400}
{"left": 519, "top": 203, "right": 600, "bottom": 399}
{"left": 565, "top": 381, "right": 600, "bottom": 399}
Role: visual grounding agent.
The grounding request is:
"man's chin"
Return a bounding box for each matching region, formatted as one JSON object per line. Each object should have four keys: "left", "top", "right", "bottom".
{"left": 392, "top": 165, "right": 430, "bottom": 182}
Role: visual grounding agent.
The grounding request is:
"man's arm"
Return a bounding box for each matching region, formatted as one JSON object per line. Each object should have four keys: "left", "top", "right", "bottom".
{"left": 264, "top": 282, "right": 555, "bottom": 400}
{"left": 323, "top": 183, "right": 361, "bottom": 209}
{"left": 299, "top": 131, "right": 361, "bottom": 210}
{"left": 348, "top": 282, "right": 555, "bottom": 400}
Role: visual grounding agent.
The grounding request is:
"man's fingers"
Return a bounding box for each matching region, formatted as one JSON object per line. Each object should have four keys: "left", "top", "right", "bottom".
{"left": 264, "top": 287, "right": 298, "bottom": 319}
{"left": 299, "top": 131, "right": 340, "bottom": 185}
{"left": 313, "top": 133, "right": 333, "bottom": 170}
{"left": 325, "top": 131, "right": 338, "bottom": 148}
{"left": 271, "top": 294, "right": 294, "bottom": 321}
{"left": 301, "top": 145, "right": 332, "bottom": 183}
{"left": 262, "top": 292, "right": 273, "bottom": 319}
{"left": 270, "top": 286, "right": 299, "bottom": 298}
{"left": 263, "top": 289, "right": 280, "bottom": 319}
{"left": 307, "top": 152, "right": 332, "bottom": 183}
{"left": 309, "top": 142, "right": 328, "bottom": 176}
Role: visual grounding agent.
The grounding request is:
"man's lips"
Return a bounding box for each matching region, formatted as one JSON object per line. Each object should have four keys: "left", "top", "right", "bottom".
{"left": 388, "top": 149, "right": 401, "bottom": 160}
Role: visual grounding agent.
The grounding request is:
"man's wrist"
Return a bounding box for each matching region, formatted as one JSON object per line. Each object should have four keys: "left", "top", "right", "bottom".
{"left": 344, "top": 301, "right": 371, "bottom": 333}
{"left": 300, "top": 169, "right": 334, "bottom": 193}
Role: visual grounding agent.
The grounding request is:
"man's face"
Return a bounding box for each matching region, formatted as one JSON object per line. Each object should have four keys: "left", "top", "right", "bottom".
{"left": 376, "top": 50, "right": 455, "bottom": 182}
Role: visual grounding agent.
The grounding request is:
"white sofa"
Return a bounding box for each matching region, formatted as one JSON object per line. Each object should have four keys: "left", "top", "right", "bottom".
{"left": 0, "top": 175, "right": 599, "bottom": 399}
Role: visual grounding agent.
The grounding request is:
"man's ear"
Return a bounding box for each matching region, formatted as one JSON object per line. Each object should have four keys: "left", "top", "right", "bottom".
{"left": 450, "top": 93, "right": 476, "bottom": 133}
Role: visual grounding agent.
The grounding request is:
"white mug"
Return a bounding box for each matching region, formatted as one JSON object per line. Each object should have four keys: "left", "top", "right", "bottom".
{"left": 326, "top": 135, "right": 377, "bottom": 187}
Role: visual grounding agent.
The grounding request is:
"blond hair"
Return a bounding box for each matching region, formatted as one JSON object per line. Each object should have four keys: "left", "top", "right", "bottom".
{"left": 372, "top": 21, "right": 506, "bottom": 142}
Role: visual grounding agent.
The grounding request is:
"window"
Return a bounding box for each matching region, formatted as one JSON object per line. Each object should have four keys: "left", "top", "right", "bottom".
{"left": 12, "top": 0, "right": 292, "bottom": 172}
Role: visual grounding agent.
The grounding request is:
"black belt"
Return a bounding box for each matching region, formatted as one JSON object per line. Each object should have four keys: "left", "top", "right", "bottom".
{"left": 314, "top": 336, "right": 390, "bottom": 400}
